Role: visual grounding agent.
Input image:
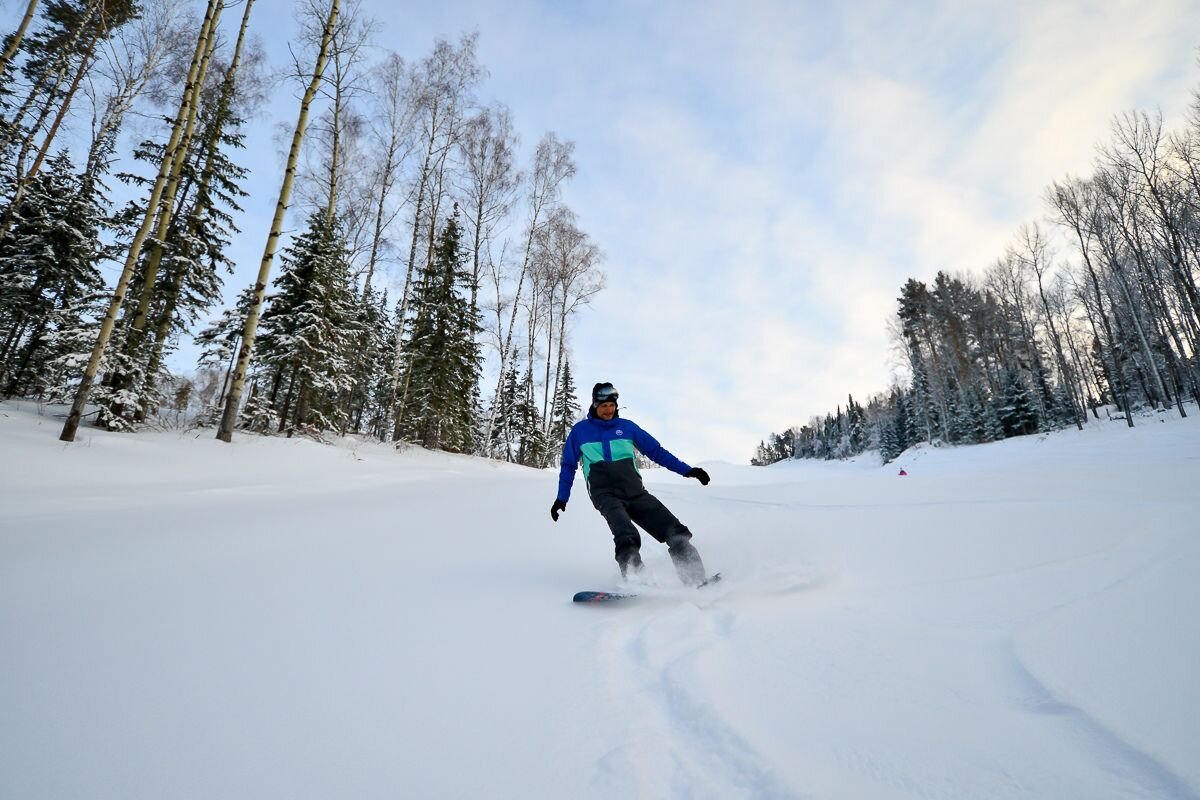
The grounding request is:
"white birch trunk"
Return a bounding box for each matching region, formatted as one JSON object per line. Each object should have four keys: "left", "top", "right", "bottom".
{"left": 60, "top": 0, "right": 222, "bottom": 442}
{"left": 216, "top": 0, "right": 339, "bottom": 442}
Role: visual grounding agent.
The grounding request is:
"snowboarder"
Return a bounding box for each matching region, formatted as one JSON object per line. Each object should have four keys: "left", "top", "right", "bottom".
{"left": 550, "top": 382, "right": 711, "bottom": 585}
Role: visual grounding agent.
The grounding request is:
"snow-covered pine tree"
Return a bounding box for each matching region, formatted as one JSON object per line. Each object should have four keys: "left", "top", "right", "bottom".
{"left": 488, "top": 358, "right": 521, "bottom": 461}
{"left": 997, "top": 366, "right": 1039, "bottom": 437}
{"left": 514, "top": 364, "right": 544, "bottom": 466}
{"left": 963, "top": 388, "right": 996, "bottom": 444}
{"left": 194, "top": 283, "right": 257, "bottom": 422}
{"left": 878, "top": 417, "right": 899, "bottom": 464}
{"left": 141, "top": 114, "right": 250, "bottom": 414}
{"left": 547, "top": 357, "right": 580, "bottom": 450}
{"left": 847, "top": 394, "right": 865, "bottom": 454}
{"left": 253, "top": 210, "right": 359, "bottom": 436}
{"left": 361, "top": 290, "right": 397, "bottom": 440}
{"left": 341, "top": 283, "right": 393, "bottom": 436}
{"left": 395, "top": 208, "right": 482, "bottom": 452}
{"left": 0, "top": 150, "right": 104, "bottom": 398}
{"left": 945, "top": 381, "right": 974, "bottom": 448}
{"left": 236, "top": 381, "right": 279, "bottom": 434}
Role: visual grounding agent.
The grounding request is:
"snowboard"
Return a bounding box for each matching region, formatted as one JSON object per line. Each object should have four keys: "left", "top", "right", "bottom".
{"left": 572, "top": 573, "right": 721, "bottom": 603}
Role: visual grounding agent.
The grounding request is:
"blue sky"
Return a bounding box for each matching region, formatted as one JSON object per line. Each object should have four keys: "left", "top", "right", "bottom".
{"left": 13, "top": 0, "right": 1197, "bottom": 461}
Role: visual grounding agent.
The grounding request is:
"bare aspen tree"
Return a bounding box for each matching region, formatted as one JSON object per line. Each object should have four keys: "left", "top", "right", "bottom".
{"left": 456, "top": 104, "right": 519, "bottom": 319}
{"left": 1099, "top": 118, "right": 1200, "bottom": 409}
{"left": 1166, "top": 131, "right": 1200, "bottom": 354}
{"left": 484, "top": 132, "right": 575, "bottom": 448}
{"left": 396, "top": 38, "right": 471, "bottom": 327}
{"left": 360, "top": 51, "right": 416, "bottom": 291}
{"left": 0, "top": 0, "right": 117, "bottom": 239}
{"left": 324, "top": 1, "right": 372, "bottom": 229}
{"left": 141, "top": 0, "right": 259, "bottom": 406}
{"left": 388, "top": 34, "right": 481, "bottom": 439}
{"left": 0, "top": 0, "right": 100, "bottom": 152}
{"left": 16, "top": 0, "right": 143, "bottom": 182}
{"left": 986, "top": 254, "right": 1053, "bottom": 422}
{"left": 291, "top": 0, "right": 373, "bottom": 231}
{"left": 0, "top": 0, "right": 39, "bottom": 77}
{"left": 124, "top": 0, "right": 225, "bottom": 342}
{"left": 1017, "top": 223, "right": 1084, "bottom": 429}
{"left": 217, "top": 0, "right": 340, "bottom": 443}
{"left": 24, "top": 0, "right": 138, "bottom": 180}
{"left": 1047, "top": 177, "right": 1134, "bottom": 425}
{"left": 1093, "top": 167, "right": 1178, "bottom": 411}
{"left": 534, "top": 206, "right": 602, "bottom": 431}
{"left": 81, "top": 0, "right": 190, "bottom": 187}
{"left": 533, "top": 242, "right": 553, "bottom": 420}
{"left": 60, "top": 0, "right": 223, "bottom": 442}
{"left": 1050, "top": 271, "right": 1099, "bottom": 417}
{"left": 1108, "top": 112, "right": 1200, "bottom": 328}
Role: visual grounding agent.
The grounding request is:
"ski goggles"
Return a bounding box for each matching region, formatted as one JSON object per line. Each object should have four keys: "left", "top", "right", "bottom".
{"left": 593, "top": 385, "right": 619, "bottom": 404}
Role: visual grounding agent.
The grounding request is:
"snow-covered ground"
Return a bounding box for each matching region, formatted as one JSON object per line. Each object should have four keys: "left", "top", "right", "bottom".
{"left": 2, "top": 402, "right": 1198, "bottom": 799}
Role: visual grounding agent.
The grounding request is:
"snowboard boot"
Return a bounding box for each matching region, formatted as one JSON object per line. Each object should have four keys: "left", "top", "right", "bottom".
{"left": 619, "top": 551, "right": 645, "bottom": 580}
{"left": 667, "top": 534, "right": 706, "bottom": 586}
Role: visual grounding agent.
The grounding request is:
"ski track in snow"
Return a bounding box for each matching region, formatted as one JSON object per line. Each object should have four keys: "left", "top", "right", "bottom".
{"left": 592, "top": 595, "right": 808, "bottom": 799}
{"left": 583, "top": 484, "right": 1197, "bottom": 800}
{"left": 999, "top": 646, "right": 1200, "bottom": 800}
{"left": 1001, "top": 529, "right": 1200, "bottom": 800}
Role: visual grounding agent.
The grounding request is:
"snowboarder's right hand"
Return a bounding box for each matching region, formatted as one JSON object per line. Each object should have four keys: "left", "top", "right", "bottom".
{"left": 551, "top": 499, "right": 566, "bottom": 521}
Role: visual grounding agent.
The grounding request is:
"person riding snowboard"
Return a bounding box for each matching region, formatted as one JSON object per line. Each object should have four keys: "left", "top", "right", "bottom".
{"left": 550, "top": 382, "right": 711, "bottom": 585}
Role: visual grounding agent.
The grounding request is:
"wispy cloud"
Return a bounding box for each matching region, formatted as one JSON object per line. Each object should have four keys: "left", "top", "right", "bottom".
{"left": 559, "top": 0, "right": 1200, "bottom": 461}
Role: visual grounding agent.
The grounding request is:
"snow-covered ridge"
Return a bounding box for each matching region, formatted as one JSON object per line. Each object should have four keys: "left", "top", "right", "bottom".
{"left": 2, "top": 403, "right": 1197, "bottom": 799}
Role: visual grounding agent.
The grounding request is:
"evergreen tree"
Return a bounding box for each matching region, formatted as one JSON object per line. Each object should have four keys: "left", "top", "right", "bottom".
{"left": 847, "top": 394, "right": 865, "bottom": 453}
{"left": 194, "top": 284, "right": 257, "bottom": 421}
{"left": 513, "top": 365, "right": 543, "bottom": 466}
{"left": 396, "top": 208, "right": 482, "bottom": 451}
{"left": 488, "top": 358, "right": 521, "bottom": 461}
{"left": 879, "top": 418, "right": 900, "bottom": 464}
{"left": 879, "top": 389, "right": 911, "bottom": 464}
{"left": 98, "top": 96, "right": 252, "bottom": 428}
{"left": 548, "top": 357, "right": 580, "bottom": 449}
{"left": 997, "top": 367, "right": 1039, "bottom": 437}
{"left": 352, "top": 288, "right": 395, "bottom": 439}
{"left": 254, "top": 211, "right": 359, "bottom": 435}
{"left": 0, "top": 150, "right": 104, "bottom": 398}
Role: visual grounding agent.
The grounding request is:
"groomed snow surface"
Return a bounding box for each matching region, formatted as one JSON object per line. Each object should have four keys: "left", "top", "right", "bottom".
{"left": 2, "top": 402, "right": 1198, "bottom": 800}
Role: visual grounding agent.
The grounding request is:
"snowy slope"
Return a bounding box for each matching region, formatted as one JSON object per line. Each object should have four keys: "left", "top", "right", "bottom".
{"left": 2, "top": 402, "right": 1198, "bottom": 799}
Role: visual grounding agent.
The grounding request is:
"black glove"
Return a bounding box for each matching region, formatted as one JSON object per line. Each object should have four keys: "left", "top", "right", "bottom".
{"left": 685, "top": 467, "right": 710, "bottom": 486}
{"left": 551, "top": 499, "right": 567, "bottom": 521}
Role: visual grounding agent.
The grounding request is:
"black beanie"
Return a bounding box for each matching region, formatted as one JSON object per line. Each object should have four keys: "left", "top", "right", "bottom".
{"left": 591, "top": 382, "right": 618, "bottom": 406}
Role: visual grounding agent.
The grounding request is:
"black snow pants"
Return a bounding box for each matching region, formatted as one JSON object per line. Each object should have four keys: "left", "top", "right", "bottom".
{"left": 587, "top": 460, "right": 706, "bottom": 585}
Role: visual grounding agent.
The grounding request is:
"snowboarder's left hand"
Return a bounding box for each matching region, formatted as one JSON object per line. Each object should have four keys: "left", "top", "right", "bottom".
{"left": 551, "top": 499, "right": 567, "bottom": 521}
{"left": 685, "top": 467, "right": 710, "bottom": 486}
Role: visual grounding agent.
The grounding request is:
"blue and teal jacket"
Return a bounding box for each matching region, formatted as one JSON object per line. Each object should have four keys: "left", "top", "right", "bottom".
{"left": 556, "top": 410, "right": 692, "bottom": 503}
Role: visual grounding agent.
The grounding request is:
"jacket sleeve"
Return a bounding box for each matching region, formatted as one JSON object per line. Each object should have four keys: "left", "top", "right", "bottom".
{"left": 630, "top": 422, "right": 692, "bottom": 476}
{"left": 556, "top": 427, "right": 579, "bottom": 502}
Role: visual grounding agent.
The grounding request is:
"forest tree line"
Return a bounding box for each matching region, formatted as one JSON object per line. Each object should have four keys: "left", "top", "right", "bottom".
{"left": 755, "top": 70, "right": 1200, "bottom": 466}
{"left": 0, "top": 0, "right": 603, "bottom": 467}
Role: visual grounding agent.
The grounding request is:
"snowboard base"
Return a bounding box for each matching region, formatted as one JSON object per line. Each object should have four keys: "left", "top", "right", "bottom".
{"left": 572, "top": 590, "right": 636, "bottom": 603}
{"left": 573, "top": 573, "right": 721, "bottom": 603}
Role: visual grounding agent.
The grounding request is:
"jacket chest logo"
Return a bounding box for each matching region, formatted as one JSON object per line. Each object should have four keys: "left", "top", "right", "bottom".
{"left": 615, "top": 429, "right": 624, "bottom": 436}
